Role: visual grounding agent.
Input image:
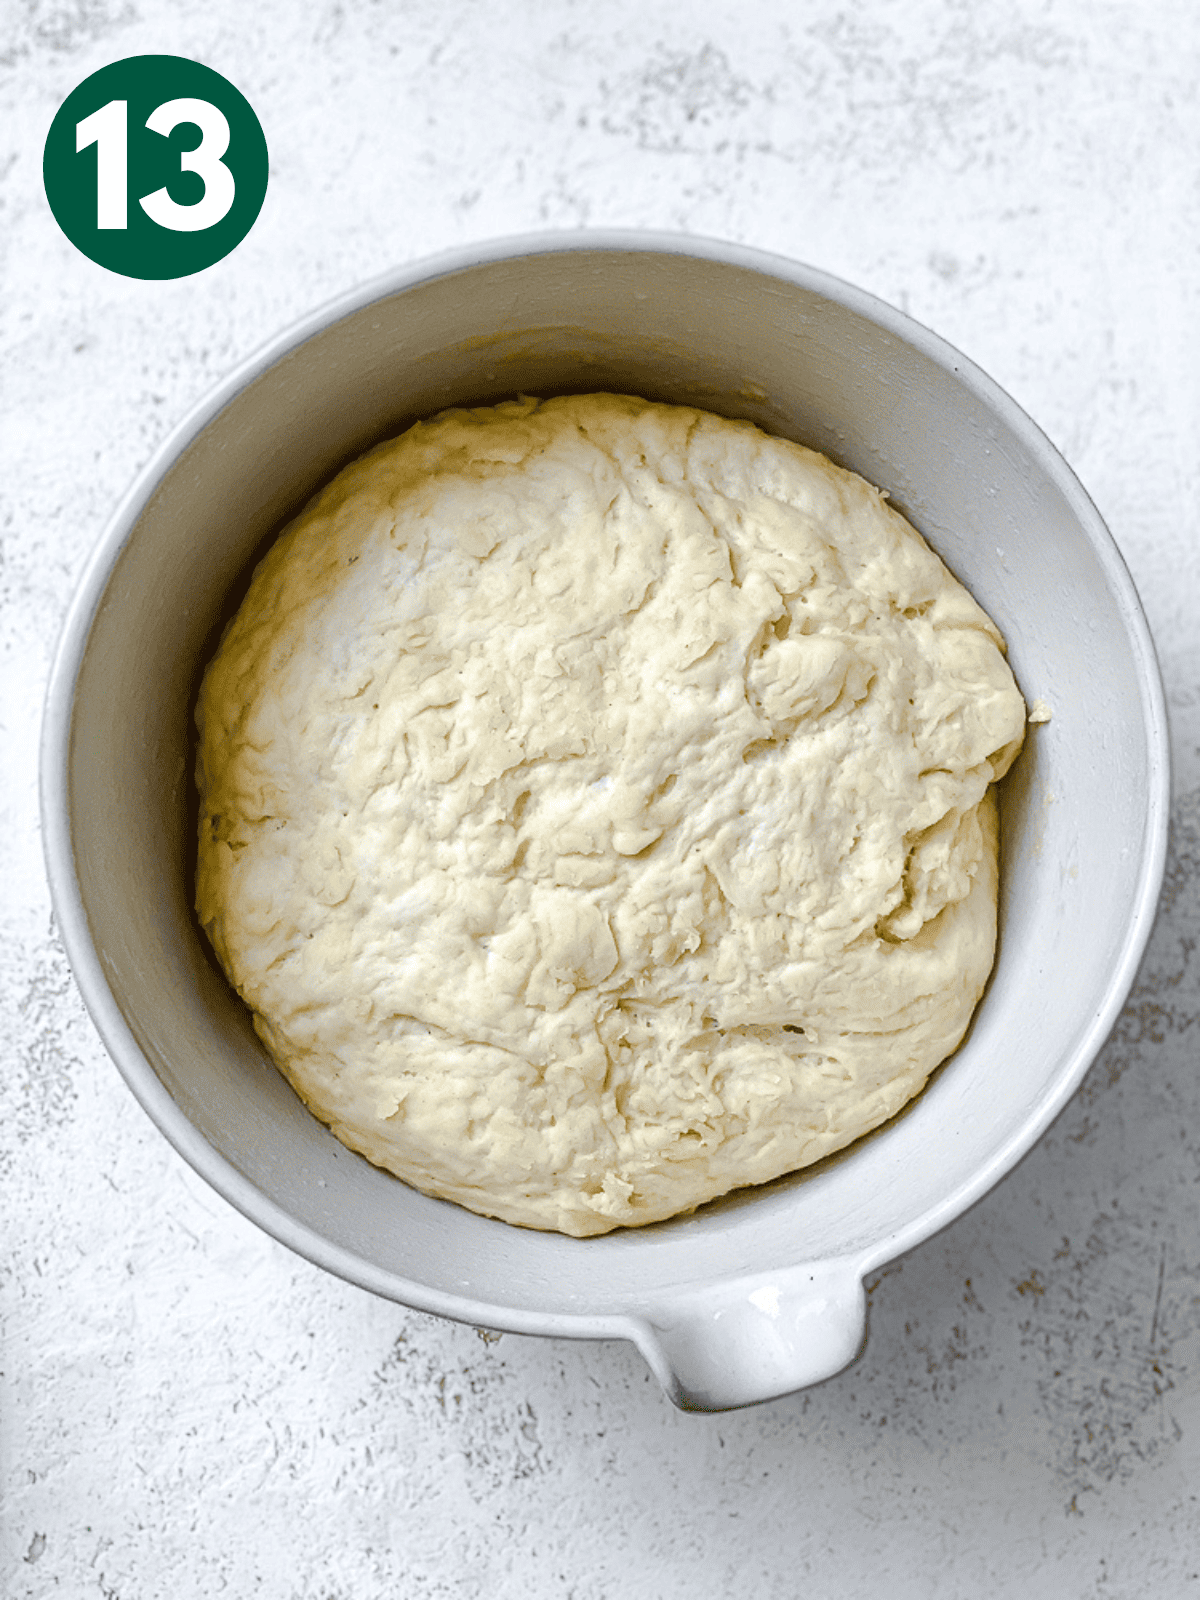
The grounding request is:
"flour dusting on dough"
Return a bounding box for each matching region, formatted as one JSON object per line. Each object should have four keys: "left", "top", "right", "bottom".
{"left": 195, "top": 394, "right": 1026, "bottom": 1236}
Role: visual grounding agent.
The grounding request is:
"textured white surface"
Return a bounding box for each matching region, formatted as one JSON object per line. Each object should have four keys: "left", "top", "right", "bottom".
{"left": 3, "top": 2, "right": 1199, "bottom": 1595}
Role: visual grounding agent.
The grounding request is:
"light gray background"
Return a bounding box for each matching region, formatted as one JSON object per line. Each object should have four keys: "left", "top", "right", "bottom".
{"left": 3, "top": 2, "right": 1199, "bottom": 1595}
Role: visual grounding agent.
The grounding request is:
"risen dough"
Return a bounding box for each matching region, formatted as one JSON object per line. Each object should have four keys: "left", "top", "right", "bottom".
{"left": 196, "top": 393, "right": 1025, "bottom": 1237}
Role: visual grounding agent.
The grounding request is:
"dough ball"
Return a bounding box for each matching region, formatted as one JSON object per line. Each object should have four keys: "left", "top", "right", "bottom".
{"left": 195, "top": 393, "right": 1025, "bottom": 1236}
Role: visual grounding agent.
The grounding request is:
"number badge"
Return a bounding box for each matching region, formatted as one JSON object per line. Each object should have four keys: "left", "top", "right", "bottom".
{"left": 44, "top": 56, "right": 268, "bottom": 279}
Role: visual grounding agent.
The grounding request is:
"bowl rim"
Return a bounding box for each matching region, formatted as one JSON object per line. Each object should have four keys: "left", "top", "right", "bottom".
{"left": 40, "top": 227, "right": 1172, "bottom": 1345}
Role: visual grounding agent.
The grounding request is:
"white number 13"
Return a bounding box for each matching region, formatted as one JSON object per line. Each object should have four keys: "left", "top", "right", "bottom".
{"left": 76, "top": 97, "right": 235, "bottom": 233}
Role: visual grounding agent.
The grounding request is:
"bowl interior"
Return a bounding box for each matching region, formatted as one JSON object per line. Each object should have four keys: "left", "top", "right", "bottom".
{"left": 57, "top": 243, "right": 1166, "bottom": 1322}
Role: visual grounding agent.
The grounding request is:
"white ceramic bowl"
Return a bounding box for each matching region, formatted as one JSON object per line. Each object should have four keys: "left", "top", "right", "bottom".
{"left": 41, "top": 233, "right": 1170, "bottom": 1410}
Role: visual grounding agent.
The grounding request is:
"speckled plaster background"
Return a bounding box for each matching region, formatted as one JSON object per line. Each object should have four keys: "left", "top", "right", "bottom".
{"left": 3, "top": 1, "right": 1199, "bottom": 1595}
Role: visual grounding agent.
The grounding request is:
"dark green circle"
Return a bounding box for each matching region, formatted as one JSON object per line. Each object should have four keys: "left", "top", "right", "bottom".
{"left": 44, "top": 55, "right": 268, "bottom": 280}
